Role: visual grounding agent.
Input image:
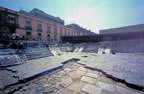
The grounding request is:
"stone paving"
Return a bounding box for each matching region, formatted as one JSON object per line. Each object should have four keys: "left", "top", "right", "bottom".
{"left": 2, "top": 61, "right": 143, "bottom": 94}
{"left": 0, "top": 53, "right": 81, "bottom": 90}
{"left": 77, "top": 53, "right": 144, "bottom": 87}
{"left": 1, "top": 48, "right": 144, "bottom": 94}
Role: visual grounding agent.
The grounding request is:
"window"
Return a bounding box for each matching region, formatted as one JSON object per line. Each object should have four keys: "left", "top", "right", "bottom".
{"left": 47, "top": 26, "right": 51, "bottom": 33}
{"left": 54, "top": 28, "right": 57, "bottom": 34}
{"left": 26, "top": 31, "right": 32, "bottom": 40}
{"left": 26, "top": 31, "right": 31, "bottom": 35}
{"left": 54, "top": 34, "right": 57, "bottom": 41}
{"left": 37, "top": 23, "right": 42, "bottom": 31}
{"left": 65, "top": 30, "right": 67, "bottom": 36}
{"left": 60, "top": 28, "right": 63, "bottom": 36}
{"left": 9, "top": 17, "right": 15, "bottom": 24}
{"left": 68, "top": 32, "right": 70, "bottom": 36}
{"left": 47, "top": 34, "right": 50, "bottom": 41}
{"left": 37, "top": 33, "right": 42, "bottom": 40}
{"left": 38, "top": 33, "right": 41, "bottom": 36}
{"left": 25, "top": 18, "right": 32, "bottom": 29}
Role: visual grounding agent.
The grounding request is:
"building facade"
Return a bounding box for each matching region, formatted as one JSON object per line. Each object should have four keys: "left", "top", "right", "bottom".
{"left": 66, "top": 24, "right": 96, "bottom": 36}
{"left": 0, "top": 7, "right": 91, "bottom": 42}
{"left": 99, "top": 24, "right": 144, "bottom": 53}
{"left": 17, "top": 8, "right": 77, "bottom": 42}
{"left": 0, "top": 7, "right": 19, "bottom": 39}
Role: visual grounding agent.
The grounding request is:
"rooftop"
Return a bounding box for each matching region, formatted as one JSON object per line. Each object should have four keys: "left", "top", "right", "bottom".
{"left": 19, "top": 8, "right": 64, "bottom": 25}
{"left": 100, "top": 24, "right": 144, "bottom": 34}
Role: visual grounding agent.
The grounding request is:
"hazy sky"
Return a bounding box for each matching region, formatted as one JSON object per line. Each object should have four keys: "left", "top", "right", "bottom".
{"left": 0, "top": 0, "right": 144, "bottom": 33}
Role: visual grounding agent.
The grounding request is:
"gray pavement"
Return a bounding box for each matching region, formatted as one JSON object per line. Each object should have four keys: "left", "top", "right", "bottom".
{"left": 1, "top": 50, "right": 144, "bottom": 93}
{"left": 5, "top": 62, "right": 143, "bottom": 94}
{"left": 77, "top": 53, "right": 144, "bottom": 87}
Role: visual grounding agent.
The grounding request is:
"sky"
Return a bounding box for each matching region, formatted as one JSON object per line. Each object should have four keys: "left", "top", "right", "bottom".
{"left": 0, "top": 0, "right": 144, "bottom": 33}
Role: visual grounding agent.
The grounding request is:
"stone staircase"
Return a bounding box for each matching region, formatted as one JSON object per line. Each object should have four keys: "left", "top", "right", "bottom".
{"left": 24, "top": 47, "right": 53, "bottom": 60}
{"left": 83, "top": 43, "right": 99, "bottom": 53}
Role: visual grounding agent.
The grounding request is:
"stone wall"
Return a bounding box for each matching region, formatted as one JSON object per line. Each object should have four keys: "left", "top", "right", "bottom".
{"left": 83, "top": 43, "right": 99, "bottom": 53}
{"left": 0, "top": 55, "right": 21, "bottom": 66}
{"left": 111, "top": 39, "right": 144, "bottom": 53}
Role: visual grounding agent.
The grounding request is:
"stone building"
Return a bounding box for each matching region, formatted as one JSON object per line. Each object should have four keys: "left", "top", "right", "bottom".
{"left": 0, "top": 7, "right": 92, "bottom": 42}
{"left": 0, "top": 7, "right": 19, "bottom": 39}
{"left": 66, "top": 24, "right": 95, "bottom": 36}
{"left": 99, "top": 24, "right": 144, "bottom": 53}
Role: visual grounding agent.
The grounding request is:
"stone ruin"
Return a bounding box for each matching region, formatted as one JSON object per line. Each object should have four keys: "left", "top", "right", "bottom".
{"left": 0, "top": 40, "right": 144, "bottom": 93}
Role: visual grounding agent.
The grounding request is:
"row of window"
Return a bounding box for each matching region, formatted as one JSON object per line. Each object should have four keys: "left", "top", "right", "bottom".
{"left": 33, "top": 12, "right": 64, "bottom": 25}
{"left": 25, "top": 19, "right": 76, "bottom": 36}
{"left": 26, "top": 30, "right": 58, "bottom": 41}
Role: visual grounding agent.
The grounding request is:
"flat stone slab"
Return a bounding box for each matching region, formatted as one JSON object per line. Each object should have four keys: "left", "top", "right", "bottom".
{"left": 1, "top": 53, "right": 82, "bottom": 89}
{"left": 78, "top": 67, "right": 87, "bottom": 72}
{"left": 67, "top": 81, "right": 85, "bottom": 92}
{"left": 99, "top": 76, "right": 116, "bottom": 84}
{"left": 116, "top": 86, "right": 140, "bottom": 94}
{"left": 0, "top": 55, "right": 22, "bottom": 66}
{"left": 60, "top": 78, "right": 73, "bottom": 87}
{"left": 55, "top": 88, "right": 73, "bottom": 94}
{"left": 85, "top": 72, "right": 99, "bottom": 79}
{"left": 96, "top": 81, "right": 116, "bottom": 92}
{"left": 101, "top": 90, "right": 119, "bottom": 94}
{"left": 69, "top": 71, "right": 82, "bottom": 79}
{"left": 76, "top": 70, "right": 86, "bottom": 75}
{"left": 1, "top": 51, "right": 144, "bottom": 90}
{"left": 2, "top": 54, "right": 143, "bottom": 94}
{"left": 7, "top": 53, "right": 80, "bottom": 80}
{"left": 81, "top": 76, "right": 96, "bottom": 84}
{"left": 81, "top": 84, "right": 102, "bottom": 94}
{"left": 77, "top": 53, "right": 144, "bottom": 87}
{"left": 87, "top": 70, "right": 99, "bottom": 75}
{"left": 0, "top": 70, "right": 18, "bottom": 89}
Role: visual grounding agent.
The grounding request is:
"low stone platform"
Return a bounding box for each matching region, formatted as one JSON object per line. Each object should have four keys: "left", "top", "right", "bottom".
{"left": 1, "top": 52, "right": 144, "bottom": 94}
{"left": 0, "top": 53, "right": 81, "bottom": 90}
{"left": 2, "top": 62, "right": 143, "bottom": 94}
{"left": 77, "top": 53, "right": 144, "bottom": 88}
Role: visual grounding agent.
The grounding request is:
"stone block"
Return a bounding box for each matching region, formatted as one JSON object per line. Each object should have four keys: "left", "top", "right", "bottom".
{"left": 85, "top": 72, "right": 99, "bottom": 79}
{"left": 60, "top": 78, "right": 73, "bottom": 87}
{"left": 69, "top": 72, "right": 82, "bottom": 79}
{"left": 96, "top": 81, "right": 116, "bottom": 92}
{"left": 81, "top": 76, "right": 96, "bottom": 84}
{"left": 78, "top": 67, "right": 87, "bottom": 72}
{"left": 76, "top": 71, "right": 86, "bottom": 75}
{"left": 100, "top": 76, "right": 116, "bottom": 84}
{"left": 101, "top": 90, "right": 119, "bottom": 94}
{"left": 87, "top": 69, "right": 99, "bottom": 75}
{"left": 55, "top": 88, "right": 73, "bottom": 94}
{"left": 75, "top": 91, "right": 87, "bottom": 94}
{"left": 67, "top": 81, "right": 85, "bottom": 92}
{"left": 81, "top": 84, "right": 102, "bottom": 94}
{"left": 116, "top": 86, "right": 140, "bottom": 94}
{"left": 64, "top": 68, "right": 72, "bottom": 72}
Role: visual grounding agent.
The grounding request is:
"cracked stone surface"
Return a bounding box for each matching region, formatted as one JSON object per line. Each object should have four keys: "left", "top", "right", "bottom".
{"left": 96, "top": 81, "right": 116, "bottom": 92}
{"left": 101, "top": 90, "right": 119, "bottom": 94}
{"left": 81, "top": 84, "right": 102, "bottom": 94}
{"left": 1, "top": 61, "right": 143, "bottom": 94}
{"left": 81, "top": 76, "right": 97, "bottom": 84}
{"left": 78, "top": 53, "right": 144, "bottom": 87}
{"left": 67, "top": 81, "right": 85, "bottom": 92}
{"left": 60, "top": 78, "right": 73, "bottom": 87}
{"left": 55, "top": 88, "right": 73, "bottom": 94}
{"left": 116, "top": 86, "right": 141, "bottom": 94}
{"left": 85, "top": 72, "right": 99, "bottom": 79}
{"left": 1, "top": 50, "right": 144, "bottom": 94}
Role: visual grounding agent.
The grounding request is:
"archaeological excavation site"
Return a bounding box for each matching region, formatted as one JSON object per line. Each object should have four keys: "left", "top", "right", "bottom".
{"left": 0, "top": 6, "right": 144, "bottom": 94}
